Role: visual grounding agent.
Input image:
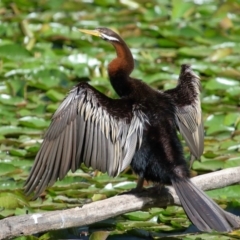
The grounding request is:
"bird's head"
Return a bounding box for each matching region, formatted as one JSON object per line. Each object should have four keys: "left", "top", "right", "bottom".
{"left": 79, "top": 27, "right": 134, "bottom": 76}
{"left": 79, "top": 27, "right": 121, "bottom": 43}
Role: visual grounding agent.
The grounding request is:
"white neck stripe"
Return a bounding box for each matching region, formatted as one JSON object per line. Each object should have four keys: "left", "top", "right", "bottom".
{"left": 101, "top": 33, "right": 119, "bottom": 42}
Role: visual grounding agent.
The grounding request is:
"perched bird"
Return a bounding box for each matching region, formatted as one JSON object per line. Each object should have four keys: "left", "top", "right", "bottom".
{"left": 25, "top": 27, "right": 239, "bottom": 232}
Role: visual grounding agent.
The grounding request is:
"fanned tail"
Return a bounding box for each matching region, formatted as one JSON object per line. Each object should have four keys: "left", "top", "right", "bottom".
{"left": 172, "top": 178, "right": 239, "bottom": 232}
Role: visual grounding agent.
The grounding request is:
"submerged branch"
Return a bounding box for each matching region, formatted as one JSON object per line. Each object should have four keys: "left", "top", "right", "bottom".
{"left": 1, "top": 167, "right": 240, "bottom": 239}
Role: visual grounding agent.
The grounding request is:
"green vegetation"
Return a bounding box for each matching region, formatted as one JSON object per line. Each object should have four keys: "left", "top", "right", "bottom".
{"left": 0, "top": 0, "right": 240, "bottom": 239}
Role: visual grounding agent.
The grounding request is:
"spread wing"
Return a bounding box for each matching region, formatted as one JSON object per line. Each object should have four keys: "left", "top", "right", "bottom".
{"left": 165, "top": 64, "right": 204, "bottom": 160}
{"left": 25, "top": 82, "right": 147, "bottom": 198}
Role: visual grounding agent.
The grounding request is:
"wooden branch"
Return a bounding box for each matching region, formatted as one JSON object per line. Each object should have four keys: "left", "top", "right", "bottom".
{"left": 1, "top": 167, "right": 240, "bottom": 239}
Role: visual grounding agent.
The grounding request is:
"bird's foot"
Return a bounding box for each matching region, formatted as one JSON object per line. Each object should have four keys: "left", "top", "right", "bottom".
{"left": 118, "top": 177, "right": 146, "bottom": 195}
{"left": 119, "top": 184, "right": 164, "bottom": 196}
{"left": 118, "top": 187, "right": 147, "bottom": 196}
{"left": 147, "top": 183, "right": 164, "bottom": 194}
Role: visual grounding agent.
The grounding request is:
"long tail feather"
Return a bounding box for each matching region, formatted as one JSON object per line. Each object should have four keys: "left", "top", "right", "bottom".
{"left": 172, "top": 178, "right": 239, "bottom": 232}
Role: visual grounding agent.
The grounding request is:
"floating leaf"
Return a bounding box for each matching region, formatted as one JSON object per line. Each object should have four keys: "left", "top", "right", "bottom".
{"left": 207, "top": 185, "right": 240, "bottom": 199}
{"left": 171, "top": 0, "right": 194, "bottom": 20}
{"left": 205, "top": 77, "right": 240, "bottom": 90}
{"left": 91, "top": 193, "right": 107, "bottom": 202}
{"left": 9, "top": 149, "right": 27, "bottom": 157}
{"left": 124, "top": 211, "right": 152, "bottom": 221}
{"left": 19, "top": 116, "right": 50, "bottom": 129}
{"left": 224, "top": 113, "right": 240, "bottom": 126}
{"left": 45, "top": 89, "right": 65, "bottom": 102}
{"left": 224, "top": 158, "right": 240, "bottom": 169}
{"left": 192, "top": 160, "right": 224, "bottom": 171}
{"left": 89, "top": 231, "right": 109, "bottom": 240}
{"left": 0, "top": 163, "right": 18, "bottom": 175}
{"left": 0, "top": 191, "right": 29, "bottom": 209}
{"left": 209, "top": 48, "right": 232, "bottom": 61}
{"left": 178, "top": 46, "right": 213, "bottom": 57}
{"left": 114, "top": 181, "right": 136, "bottom": 190}
{"left": 0, "top": 44, "right": 31, "bottom": 59}
{"left": 0, "top": 94, "right": 26, "bottom": 106}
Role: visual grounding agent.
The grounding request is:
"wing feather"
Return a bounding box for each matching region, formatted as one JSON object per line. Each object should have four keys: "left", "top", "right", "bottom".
{"left": 50, "top": 135, "right": 63, "bottom": 185}
{"left": 100, "top": 125, "right": 107, "bottom": 172}
{"left": 165, "top": 64, "right": 204, "bottom": 160}
{"left": 75, "top": 113, "right": 86, "bottom": 168}
{"left": 83, "top": 120, "right": 92, "bottom": 167}
{"left": 91, "top": 114, "right": 99, "bottom": 170}
{"left": 71, "top": 118, "right": 77, "bottom": 172}
{"left": 61, "top": 123, "right": 73, "bottom": 178}
{"left": 25, "top": 82, "right": 147, "bottom": 198}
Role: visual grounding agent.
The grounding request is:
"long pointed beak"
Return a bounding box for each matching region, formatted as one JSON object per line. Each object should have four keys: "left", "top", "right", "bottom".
{"left": 79, "top": 29, "right": 101, "bottom": 37}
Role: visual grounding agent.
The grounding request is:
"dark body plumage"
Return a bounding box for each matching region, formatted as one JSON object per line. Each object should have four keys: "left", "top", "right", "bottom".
{"left": 25, "top": 27, "right": 239, "bottom": 232}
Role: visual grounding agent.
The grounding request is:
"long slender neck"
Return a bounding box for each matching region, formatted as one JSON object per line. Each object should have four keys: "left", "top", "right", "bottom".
{"left": 108, "top": 40, "right": 134, "bottom": 97}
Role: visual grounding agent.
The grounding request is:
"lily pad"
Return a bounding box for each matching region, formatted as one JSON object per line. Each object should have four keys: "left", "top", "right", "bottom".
{"left": 19, "top": 116, "right": 50, "bottom": 129}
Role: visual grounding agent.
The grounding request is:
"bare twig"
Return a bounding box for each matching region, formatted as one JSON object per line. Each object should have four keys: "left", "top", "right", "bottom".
{"left": 1, "top": 167, "right": 240, "bottom": 239}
